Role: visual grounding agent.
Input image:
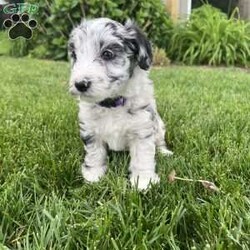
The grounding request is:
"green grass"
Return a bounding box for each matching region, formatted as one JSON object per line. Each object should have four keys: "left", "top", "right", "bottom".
{"left": 0, "top": 56, "right": 250, "bottom": 249}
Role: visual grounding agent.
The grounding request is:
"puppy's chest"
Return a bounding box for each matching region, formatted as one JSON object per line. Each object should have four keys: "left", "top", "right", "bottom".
{"left": 82, "top": 107, "right": 131, "bottom": 151}
{"left": 97, "top": 111, "right": 129, "bottom": 150}
{"left": 79, "top": 105, "right": 154, "bottom": 151}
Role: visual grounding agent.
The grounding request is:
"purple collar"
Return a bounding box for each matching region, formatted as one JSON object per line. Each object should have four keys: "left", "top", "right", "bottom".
{"left": 98, "top": 96, "right": 126, "bottom": 108}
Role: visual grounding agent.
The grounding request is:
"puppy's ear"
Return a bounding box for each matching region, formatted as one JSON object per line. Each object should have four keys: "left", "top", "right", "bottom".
{"left": 124, "top": 20, "right": 152, "bottom": 70}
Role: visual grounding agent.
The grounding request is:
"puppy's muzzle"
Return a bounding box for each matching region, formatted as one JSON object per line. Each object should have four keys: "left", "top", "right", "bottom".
{"left": 75, "top": 79, "right": 91, "bottom": 92}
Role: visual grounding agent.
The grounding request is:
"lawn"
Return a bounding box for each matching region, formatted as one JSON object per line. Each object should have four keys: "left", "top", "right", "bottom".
{"left": 0, "top": 56, "right": 250, "bottom": 249}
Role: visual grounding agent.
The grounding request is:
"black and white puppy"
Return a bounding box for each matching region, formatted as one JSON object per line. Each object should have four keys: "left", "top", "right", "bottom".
{"left": 68, "top": 18, "right": 173, "bottom": 190}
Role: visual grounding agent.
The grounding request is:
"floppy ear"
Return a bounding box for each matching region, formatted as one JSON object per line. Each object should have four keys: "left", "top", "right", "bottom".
{"left": 124, "top": 20, "right": 152, "bottom": 70}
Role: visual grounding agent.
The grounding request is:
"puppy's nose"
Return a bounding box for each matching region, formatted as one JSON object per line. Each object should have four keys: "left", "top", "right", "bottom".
{"left": 75, "top": 79, "right": 91, "bottom": 92}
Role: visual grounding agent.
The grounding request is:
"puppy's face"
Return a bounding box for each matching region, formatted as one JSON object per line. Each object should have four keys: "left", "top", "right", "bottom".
{"left": 68, "top": 18, "right": 152, "bottom": 102}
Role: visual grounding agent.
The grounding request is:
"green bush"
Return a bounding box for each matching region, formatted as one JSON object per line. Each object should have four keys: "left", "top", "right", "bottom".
{"left": 9, "top": 38, "right": 30, "bottom": 57}
{"left": 192, "top": 0, "right": 238, "bottom": 17}
{"left": 153, "top": 47, "right": 170, "bottom": 66}
{"left": 25, "top": 0, "right": 172, "bottom": 60}
{"left": 168, "top": 4, "right": 250, "bottom": 67}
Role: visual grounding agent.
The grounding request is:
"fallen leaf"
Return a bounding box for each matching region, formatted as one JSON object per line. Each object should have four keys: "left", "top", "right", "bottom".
{"left": 168, "top": 169, "right": 176, "bottom": 183}
{"left": 200, "top": 180, "right": 220, "bottom": 192}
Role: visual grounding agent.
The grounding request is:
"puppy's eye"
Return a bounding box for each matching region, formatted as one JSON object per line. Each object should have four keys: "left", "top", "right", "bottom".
{"left": 71, "top": 51, "right": 76, "bottom": 61}
{"left": 68, "top": 42, "right": 76, "bottom": 62}
{"left": 102, "top": 50, "right": 115, "bottom": 60}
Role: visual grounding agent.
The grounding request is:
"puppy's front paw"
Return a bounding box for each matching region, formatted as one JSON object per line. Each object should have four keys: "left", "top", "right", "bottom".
{"left": 130, "top": 172, "right": 160, "bottom": 190}
{"left": 81, "top": 164, "right": 107, "bottom": 182}
{"left": 158, "top": 146, "right": 173, "bottom": 157}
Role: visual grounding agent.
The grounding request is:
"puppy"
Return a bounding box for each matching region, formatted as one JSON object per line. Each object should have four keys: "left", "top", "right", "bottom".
{"left": 68, "top": 18, "right": 172, "bottom": 190}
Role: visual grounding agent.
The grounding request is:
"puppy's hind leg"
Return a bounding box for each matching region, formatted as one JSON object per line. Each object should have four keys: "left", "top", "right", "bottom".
{"left": 155, "top": 113, "right": 173, "bottom": 156}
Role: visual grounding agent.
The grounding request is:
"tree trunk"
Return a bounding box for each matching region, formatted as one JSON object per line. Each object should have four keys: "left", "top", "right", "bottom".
{"left": 238, "top": 0, "right": 250, "bottom": 20}
{"left": 164, "top": 0, "right": 179, "bottom": 21}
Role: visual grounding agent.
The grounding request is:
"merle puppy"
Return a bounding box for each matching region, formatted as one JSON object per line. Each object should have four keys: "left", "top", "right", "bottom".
{"left": 68, "top": 18, "right": 172, "bottom": 190}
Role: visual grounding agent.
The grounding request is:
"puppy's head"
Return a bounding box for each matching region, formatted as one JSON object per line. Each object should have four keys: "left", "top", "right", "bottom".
{"left": 68, "top": 18, "right": 152, "bottom": 102}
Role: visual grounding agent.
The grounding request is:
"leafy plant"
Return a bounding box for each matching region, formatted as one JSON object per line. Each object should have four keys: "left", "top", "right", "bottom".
{"left": 153, "top": 47, "right": 170, "bottom": 66}
{"left": 9, "top": 38, "right": 29, "bottom": 57}
{"left": 192, "top": 0, "right": 238, "bottom": 17}
{"left": 0, "top": 31, "right": 10, "bottom": 56}
{"left": 22, "top": 0, "right": 173, "bottom": 60}
{"left": 168, "top": 4, "right": 250, "bottom": 67}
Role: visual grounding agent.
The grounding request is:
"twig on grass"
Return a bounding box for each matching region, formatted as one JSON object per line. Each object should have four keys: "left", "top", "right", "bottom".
{"left": 168, "top": 170, "right": 219, "bottom": 192}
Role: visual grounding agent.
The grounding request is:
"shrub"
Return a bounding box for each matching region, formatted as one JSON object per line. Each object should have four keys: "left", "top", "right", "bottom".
{"left": 168, "top": 4, "right": 250, "bottom": 67}
{"left": 24, "top": 0, "right": 173, "bottom": 60}
{"left": 192, "top": 0, "right": 238, "bottom": 17}
{"left": 153, "top": 47, "right": 170, "bottom": 66}
{"left": 0, "top": 31, "right": 10, "bottom": 56}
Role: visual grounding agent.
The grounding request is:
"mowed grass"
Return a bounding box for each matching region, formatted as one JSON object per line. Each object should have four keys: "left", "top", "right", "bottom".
{"left": 0, "top": 56, "right": 250, "bottom": 249}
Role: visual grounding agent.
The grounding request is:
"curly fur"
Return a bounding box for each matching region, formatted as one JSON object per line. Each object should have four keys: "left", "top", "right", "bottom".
{"left": 68, "top": 18, "right": 173, "bottom": 190}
